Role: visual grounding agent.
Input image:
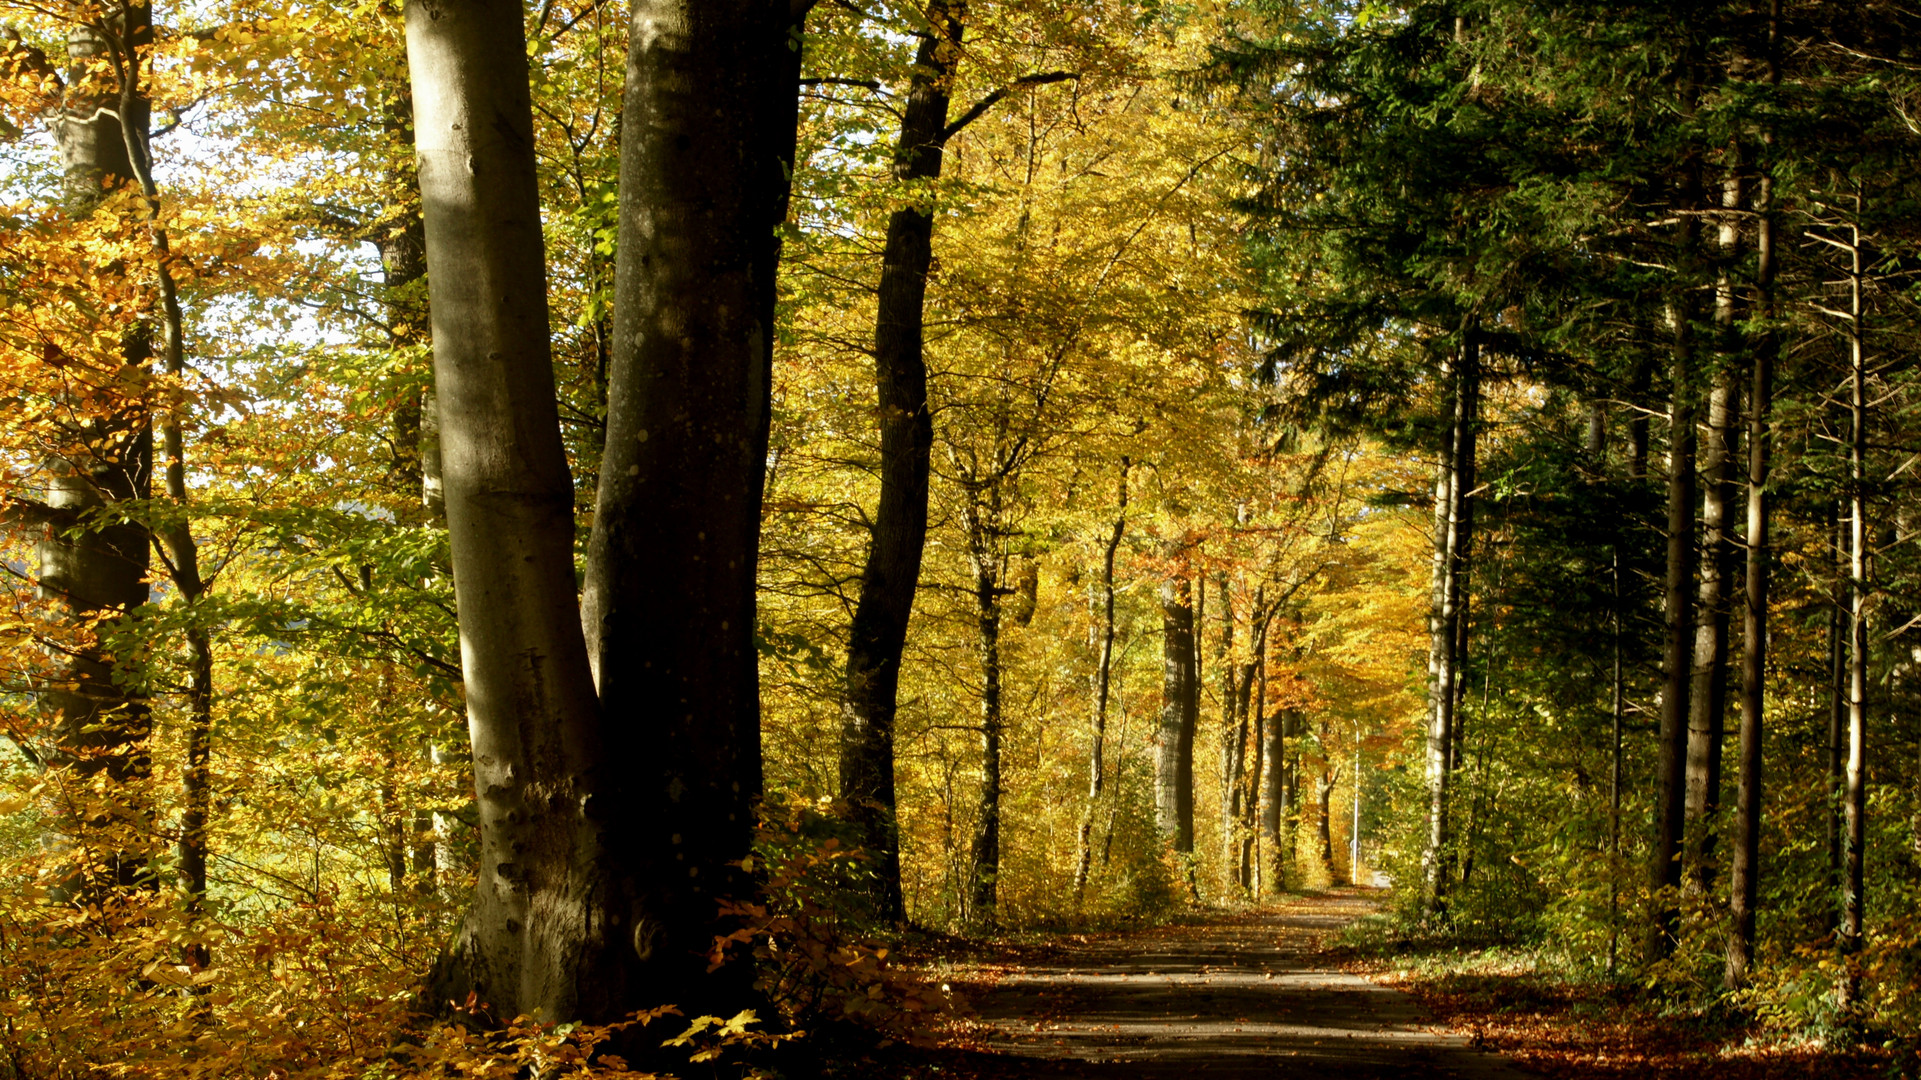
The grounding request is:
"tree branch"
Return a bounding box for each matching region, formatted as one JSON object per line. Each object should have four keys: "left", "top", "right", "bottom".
{"left": 943, "top": 71, "right": 1077, "bottom": 140}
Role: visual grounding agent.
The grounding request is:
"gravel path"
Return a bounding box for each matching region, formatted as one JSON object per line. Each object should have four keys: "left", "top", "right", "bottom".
{"left": 952, "top": 888, "right": 1535, "bottom": 1078}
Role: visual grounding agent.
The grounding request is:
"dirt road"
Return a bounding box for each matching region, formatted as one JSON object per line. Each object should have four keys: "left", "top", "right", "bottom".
{"left": 949, "top": 888, "right": 1534, "bottom": 1078}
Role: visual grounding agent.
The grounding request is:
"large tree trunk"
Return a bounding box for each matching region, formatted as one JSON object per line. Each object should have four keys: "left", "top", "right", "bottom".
{"left": 1073, "top": 460, "right": 1127, "bottom": 903}
{"left": 838, "top": 0, "right": 964, "bottom": 925}
{"left": 37, "top": 10, "right": 155, "bottom": 900}
{"left": 580, "top": 0, "right": 806, "bottom": 1017}
{"left": 1155, "top": 559, "right": 1197, "bottom": 864}
{"left": 406, "top": 0, "right": 616, "bottom": 1024}
{"left": 1725, "top": 153, "right": 1775, "bottom": 989}
{"left": 1421, "top": 335, "right": 1476, "bottom": 921}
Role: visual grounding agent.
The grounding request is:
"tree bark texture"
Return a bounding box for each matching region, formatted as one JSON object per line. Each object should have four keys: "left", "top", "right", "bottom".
{"left": 1725, "top": 158, "right": 1774, "bottom": 989}
{"left": 1684, "top": 366, "right": 1737, "bottom": 896}
{"left": 581, "top": 0, "right": 805, "bottom": 1015}
{"left": 1073, "top": 459, "right": 1127, "bottom": 903}
{"left": 1684, "top": 163, "right": 1746, "bottom": 900}
{"left": 962, "top": 482, "right": 1007, "bottom": 926}
{"left": 1155, "top": 562, "right": 1197, "bottom": 859}
{"left": 37, "top": 10, "right": 156, "bottom": 899}
{"left": 1422, "top": 336, "right": 1476, "bottom": 921}
{"left": 1650, "top": 181, "right": 1702, "bottom": 961}
{"left": 837, "top": 0, "right": 963, "bottom": 925}
{"left": 1841, "top": 212, "right": 1868, "bottom": 997}
{"left": 407, "top": 0, "right": 621, "bottom": 1023}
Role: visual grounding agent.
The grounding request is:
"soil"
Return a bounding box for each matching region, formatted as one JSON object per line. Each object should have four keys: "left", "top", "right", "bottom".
{"left": 924, "top": 887, "right": 1534, "bottom": 1078}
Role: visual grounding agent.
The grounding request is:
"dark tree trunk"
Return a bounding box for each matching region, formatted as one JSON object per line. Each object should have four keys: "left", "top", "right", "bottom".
{"left": 1649, "top": 162, "right": 1702, "bottom": 961}
{"left": 1073, "top": 460, "right": 1127, "bottom": 903}
{"left": 1155, "top": 560, "right": 1197, "bottom": 863}
{"left": 580, "top": 0, "right": 807, "bottom": 1017}
{"left": 838, "top": 0, "right": 964, "bottom": 925}
{"left": 1826, "top": 505, "right": 1847, "bottom": 931}
{"left": 1725, "top": 149, "right": 1775, "bottom": 989}
{"left": 962, "top": 483, "right": 1007, "bottom": 927}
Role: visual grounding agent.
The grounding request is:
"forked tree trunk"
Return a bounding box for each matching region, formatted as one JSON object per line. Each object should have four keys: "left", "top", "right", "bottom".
{"left": 838, "top": 0, "right": 963, "bottom": 925}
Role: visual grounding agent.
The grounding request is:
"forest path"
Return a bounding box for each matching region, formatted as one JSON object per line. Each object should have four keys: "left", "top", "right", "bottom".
{"left": 947, "top": 887, "right": 1534, "bottom": 1079}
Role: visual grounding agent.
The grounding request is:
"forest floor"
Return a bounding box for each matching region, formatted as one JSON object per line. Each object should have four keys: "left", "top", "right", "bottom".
{"left": 876, "top": 887, "right": 1533, "bottom": 1078}
{"left": 858, "top": 887, "right": 1889, "bottom": 1079}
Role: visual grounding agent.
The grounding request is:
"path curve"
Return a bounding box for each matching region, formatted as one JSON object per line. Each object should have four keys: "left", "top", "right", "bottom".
{"left": 952, "top": 888, "right": 1533, "bottom": 1078}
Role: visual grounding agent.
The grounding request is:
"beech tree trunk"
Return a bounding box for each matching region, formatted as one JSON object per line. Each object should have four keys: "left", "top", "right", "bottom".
{"left": 1261, "top": 696, "right": 1289, "bottom": 895}
{"left": 1155, "top": 561, "right": 1197, "bottom": 862}
{"left": 36, "top": 11, "right": 155, "bottom": 899}
{"left": 582, "top": 0, "right": 806, "bottom": 1016}
{"left": 406, "top": 0, "right": 614, "bottom": 1023}
{"left": 838, "top": 0, "right": 964, "bottom": 925}
{"left": 1073, "top": 460, "right": 1127, "bottom": 903}
{"left": 961, "top": 482, "right": 1007, "bottom": 927}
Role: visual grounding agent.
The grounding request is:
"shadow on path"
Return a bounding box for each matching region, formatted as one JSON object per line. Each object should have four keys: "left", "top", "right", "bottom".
{"left": 949, "top": 888, "right": 1534, "bottom": 1078}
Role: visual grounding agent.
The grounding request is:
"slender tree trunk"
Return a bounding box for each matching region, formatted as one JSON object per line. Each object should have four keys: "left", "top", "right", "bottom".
{"left": 1423, "top": 334, "right": 1477, "bottom": 921}
{"left": 1155, "top": 558, "right": 1197, "bottom": 864}
{"left": 1725, "top": 158, "right": 1774, "bottom": 989}
{"left": 1685, "top": 366, "right": 1738, "bottom": 900}
{"left": 1609, "top": 548, "right": 1625, "bottom": 977}
{"left": 103, "top": 9, "right": 219, "bottom": 961}
{"left": 1826, "top": 505, "right": 1847, "bottom": 930}
{"left": 406, "top": 0, "right": 615, "bottom": 1023}
{"left": 1650, "top": 167, "right": 1702, "bottom": 959}
{"left": 1217, "top": 574, "right": 1242, "bottom": 897}
{"left": 838, "top": 0, "right": 963, "bottom": 925}
{"left": 964, "top": 485, "right": 1006, "bottom": 927}
{"left": 1841, "top": 208, "right": 1869, "bottom": 1005}
{"left": 1316, "top": 738, "right": 1338, "bottom": 880}
{"left": 1074, "top": 460, "right": 1127, "bottom": 903}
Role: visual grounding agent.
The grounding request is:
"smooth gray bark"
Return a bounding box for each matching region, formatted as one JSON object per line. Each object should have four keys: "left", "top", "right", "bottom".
{"left": 406, "top": 0, "right": 615, "bottom": 1022}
